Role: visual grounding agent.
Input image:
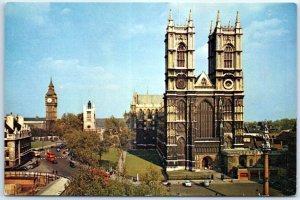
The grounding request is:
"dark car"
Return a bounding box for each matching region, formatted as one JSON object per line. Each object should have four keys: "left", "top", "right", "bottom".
{"left": 69, "top": 161, "right": 76, "bottom": 168}
{"left": 15, "top": 166, "right": 28, "bottom": 171}
{"left": 52, "top": 160, "right": 58, "bottom": 164}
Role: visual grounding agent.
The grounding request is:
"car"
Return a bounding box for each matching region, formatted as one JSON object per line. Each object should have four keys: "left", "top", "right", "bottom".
{"left": 203, "top": 180, "right": 210, "bottom": 187}
{"left": 183, "top": 180, "right": 192, "bottom": 187}
{"left": 15, "top": 166, "right": 28, "bottom": 171}
{"left": 69, "top": 161, "right": 76, "bottom": 168}
{"left": 162, "top": 180, "right": 171, "bottom": 186}
{"left": 56, "top": 148, "right": 61, "bottom": 152}
{"left": 52, "top": 160, "right": 58, "bottom": 164}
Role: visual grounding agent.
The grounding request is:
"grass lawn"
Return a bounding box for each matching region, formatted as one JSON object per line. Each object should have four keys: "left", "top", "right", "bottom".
{"left": 31, "top": 141, "right": 56, "bottom": 149}
{"left": 167, "top": 170, "right": 214, "bottom": 180}
{"left": 125, "top": 149, "right": 164, "bottom": 180}
{"left": 100, "top": 148, "right": 121, "bottom": 170}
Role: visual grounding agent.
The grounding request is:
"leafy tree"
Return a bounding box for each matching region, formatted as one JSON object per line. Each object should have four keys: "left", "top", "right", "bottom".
{"left": 139, "top": 165, "right": 169, "bottom": 196}
{"left": 52, "top": 113, "right": 83, "bottom": 136}
{"left": 64, "top": 129, "right": 102, "bottom": 167}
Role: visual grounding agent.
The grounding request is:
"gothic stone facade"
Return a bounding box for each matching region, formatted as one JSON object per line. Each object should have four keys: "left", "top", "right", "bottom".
{"left": 157, "top": 10, "right": 244, "bottom": 171}
{"left": 129, "top": 92, "right": 163, "bottom": 148}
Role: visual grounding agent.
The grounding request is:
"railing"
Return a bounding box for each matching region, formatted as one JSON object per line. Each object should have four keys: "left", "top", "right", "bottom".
{"left": 6, "top": 133, "right": 31, "bottom": 140}
{"left": 5, "top": 171, "right": 62, "bottom": 180}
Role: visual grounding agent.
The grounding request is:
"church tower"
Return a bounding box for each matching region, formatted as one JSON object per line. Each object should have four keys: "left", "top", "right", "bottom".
{"left": 45, "top": 78, "right": 57, "bottom": 131}
{"left": 208, "top": 11, "right": 244, "bottom": 148}
{"left": 165, "top": 9, "right": 195, "bottom": 92}
{"left": 83, "top": 100, "right": 96, "bottom": 131}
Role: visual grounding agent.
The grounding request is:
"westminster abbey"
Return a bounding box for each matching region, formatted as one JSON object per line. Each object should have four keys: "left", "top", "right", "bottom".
{"left": 157, "top": 10, "right": 245, "bottom": 171}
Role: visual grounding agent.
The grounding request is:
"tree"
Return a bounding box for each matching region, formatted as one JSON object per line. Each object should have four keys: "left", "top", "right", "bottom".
{"left": 138, "top": 165, "right": 169, "bottom": 196}
{"left": 64, "top": 129, "right": 102, "bottom": 167}
{"left": 52, "top": 113, "right": 83, "bottom": 136}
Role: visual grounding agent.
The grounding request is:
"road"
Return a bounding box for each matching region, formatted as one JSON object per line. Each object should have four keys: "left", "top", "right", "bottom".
{"left": 167, "top": 180, "right": 283, "bottom": 196}
{"left": 26, "top": 147, "right": 76, "bottom": 178}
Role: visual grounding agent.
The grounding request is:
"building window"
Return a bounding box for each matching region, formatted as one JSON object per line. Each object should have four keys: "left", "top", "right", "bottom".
{"left": 87, "top": 111, "right": 91, "bottom": 121}
{"left": 177, "top": 43, "right": 186, "bottom": 67}
{"left": 196, "top": 100, "right": 214, "bottom": 138}
{"left": 177, "top": 100, "right": 185, "bottom": 121}
{"left": 223, "top": 99, "right": 232, "bottom": 121}
{"left": 201, "top": 78, "right": 207, "bottom": 86}
{"left": 224, "top": 46, "right": 233, "bottom": 68}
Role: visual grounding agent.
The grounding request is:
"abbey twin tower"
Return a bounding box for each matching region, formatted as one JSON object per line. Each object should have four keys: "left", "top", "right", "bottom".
{"left": 157, "top": 10, "right": 245, "bottom": 171}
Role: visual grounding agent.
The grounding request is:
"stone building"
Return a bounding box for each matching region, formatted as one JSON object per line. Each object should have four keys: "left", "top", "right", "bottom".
{"left": 157, "top": 10, "right": 245, "bottom": 171}
{"left": 45, "top": 78, "right": 57, "bottom": 131}
{"left": 4, "top": 114, "right": 32, "bottom": 169}
{"left": 83, "top": 100, "right": 96, "bottom": 131}
{"left": 129, "top": 92, "right": 163, "bottom": 148}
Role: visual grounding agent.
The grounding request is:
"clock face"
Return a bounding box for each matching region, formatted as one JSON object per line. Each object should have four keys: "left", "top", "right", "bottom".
{"left": 223, "top": 79, "right": 234, "bottom": 90}
{"left": 176, "top": 78, "right": 186, "bottom": 89}
{"left": 47, "top": 98, "right": 52, "bottom": 103}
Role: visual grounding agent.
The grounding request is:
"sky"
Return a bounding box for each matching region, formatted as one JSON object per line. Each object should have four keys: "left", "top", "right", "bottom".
{"left": 4, "top": 2, "right": 297, "bottom": 121}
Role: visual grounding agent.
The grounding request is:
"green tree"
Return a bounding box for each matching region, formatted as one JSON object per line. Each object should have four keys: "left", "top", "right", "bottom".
{"left": 64, "top": 129, "right": 102, "bottom": 167}
{"left": 139, "top": 165, "right": 169, "bottom": 196}
{"left": 52, "top": 113, "right": 83, "bottom": 136}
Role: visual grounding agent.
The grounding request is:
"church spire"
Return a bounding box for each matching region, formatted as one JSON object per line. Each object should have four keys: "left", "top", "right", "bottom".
{"left": 188, "top": 9, "right": 193, "bottom": 27}
{"left": 188, "top": 9, "right": 193, "bottom": 21}
{"left": 216, "top": 10, "right": 221, "bottom": 28}
{"left": 235, "top": 11, "right": 240, "bottom": 28}
{"left": 210, "top": 20, "right": 214, "bottom": 34}
{"left": 167, "top": 9, "right": 174, "bottom": 27}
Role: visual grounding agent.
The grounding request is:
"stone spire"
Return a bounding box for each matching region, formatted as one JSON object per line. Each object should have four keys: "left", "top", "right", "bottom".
{"left": 235, "top": 11, "right": 240, "bottom": 28}
{"left": 216, "top": 10, "right": 221, "bottom": 28}
{"left": 228, "top": 20, "right": 231, "bottom": 27}
{"left": 188, "top": 9, "right": 193, "bottom": 27}
{"left": 210, "top": 20, "right": 214, "bottom": 34}
{"left": 168, "top": 9, "right": 174, "bottom": 27}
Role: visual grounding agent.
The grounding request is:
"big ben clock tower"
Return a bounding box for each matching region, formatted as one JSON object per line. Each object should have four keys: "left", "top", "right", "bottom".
{"left": 45, "top": 78, "right": 57, "bottom": 131}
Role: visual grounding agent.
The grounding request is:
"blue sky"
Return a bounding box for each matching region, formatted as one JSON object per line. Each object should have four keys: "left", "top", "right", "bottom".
{"left": 4, "top": 3, "right": 297, "bottom": 121}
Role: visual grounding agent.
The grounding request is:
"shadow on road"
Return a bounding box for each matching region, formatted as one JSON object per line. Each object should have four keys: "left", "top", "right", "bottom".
{"left": 191, "top": 181, "right": 226, "bottom": 196}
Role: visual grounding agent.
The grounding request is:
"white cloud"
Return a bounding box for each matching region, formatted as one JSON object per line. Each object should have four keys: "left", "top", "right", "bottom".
{"left": 60, "top": 8, "right": 71, "bottom": 15}
{"left": 5, "top": 3, "right": 51, "bottom": 26}
{"left": 244, "top": 18, "right": 288, "bottom": 47}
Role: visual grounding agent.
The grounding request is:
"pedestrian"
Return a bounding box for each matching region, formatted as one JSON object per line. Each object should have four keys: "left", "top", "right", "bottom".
{"left": 211, "top": 174, "right": 214, "bottom": 180}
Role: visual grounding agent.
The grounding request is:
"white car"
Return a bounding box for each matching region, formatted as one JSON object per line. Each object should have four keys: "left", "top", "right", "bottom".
{"left": 183, "top": 180, "right": 192, "bottom": 187}
{"left": 203, "top": 180, "right": 210, "bottom": 187}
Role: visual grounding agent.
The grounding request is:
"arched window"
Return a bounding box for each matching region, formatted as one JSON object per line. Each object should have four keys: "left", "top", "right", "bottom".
{"left": 177, "top": 100, "right": 185, "bottom": 121}
{"left": 177, "top": 137, "right": 185, "bottom": 156}
{"left": 196, "top": 100, "right": 214, "bottom": 138}
{"left": 224, "top": 46, "right": 233, "bottom": 68}
{"left": 177, "top": 43, "right": 186, "bottom": 67}
{"left": 223, "top": 99, "right": 232, "bottom": 121}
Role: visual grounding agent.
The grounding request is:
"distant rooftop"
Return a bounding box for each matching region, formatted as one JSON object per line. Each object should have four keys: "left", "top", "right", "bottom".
{"left": 137, "top": 95, "right": 163, "bottom": 105}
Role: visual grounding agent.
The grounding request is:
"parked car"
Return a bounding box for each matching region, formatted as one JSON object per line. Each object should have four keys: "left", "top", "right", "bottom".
{"left": 56, "top": 148, "right": 61, "bottom": 152}
{"left": 183, "top": 180, "right": 192, "bottom": 187}
{"left": 203, "top": 180, "right": 210, "bottom": 187}
{"left": 162, "top": 180, "right": 171, "bottom": 186}
{"left": 69, "top": 161, "right": 76, "bottom": 168}
{"left": 15, "top": 166, "right": 28, "bottom": 171}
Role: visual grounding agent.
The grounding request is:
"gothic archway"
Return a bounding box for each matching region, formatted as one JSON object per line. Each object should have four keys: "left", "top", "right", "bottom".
{"left": 202, "top": 156, "right": 213, "bottom": 169}
{"left": 177, "top": 137, "right": 186, "bottom": 160}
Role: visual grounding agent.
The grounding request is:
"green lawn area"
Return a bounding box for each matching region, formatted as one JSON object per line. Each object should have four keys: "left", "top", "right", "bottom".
{"left": 167, "top": 170, "right": 214, "bottom": 180}
{"left": 31, "top": 141, "right": 56, "bottom": 149}
{"left": 100, "top": 148, "right": 121, "bottom": 170}
{"left": 125, "top": 149, "right": 164, "bottom": 179}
